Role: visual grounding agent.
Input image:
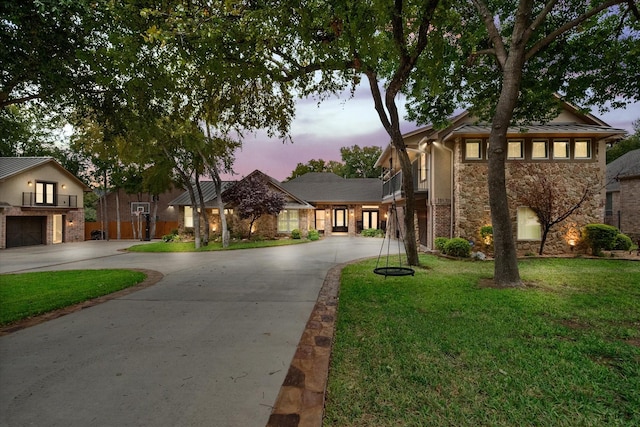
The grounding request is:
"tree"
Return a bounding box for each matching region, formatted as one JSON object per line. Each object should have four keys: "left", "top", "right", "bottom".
{"left": 607, "top": 119, "right": 640, "bottom": 163}
{"left": 404, "top": 0, "right": 639, "bottom": 286}
{"left": 223, "top": 173, "right": 286, "bottom": 240}
{"left": 340, "top": 145, "right": 383, "bottom": 178}
{"left": 0, "top": 0, "right": 98, "bottom": 108}
{"left": 510, "top": 163, "right": 593, "bottom": 255}
{"left": 261, "top": 0, "right": 450, "bottom": 265}
{"left": 285, "top": 159, "right": 345, "bottom": 181}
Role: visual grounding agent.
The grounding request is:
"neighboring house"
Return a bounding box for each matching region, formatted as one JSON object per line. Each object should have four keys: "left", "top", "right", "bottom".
{"left": 376, "top": 101, "right": 626, "bottom": 254}
{"left": 0, "top": 157, "right": 89, "bottom": 249}
{"left": 170, "top": 170, "right": 383, "bottom": 238}
{"left": 90, "top": 186, "right": 185, "bottom": 240}
{"left": 605, "top": 149, "right": 640, "bottom": 241}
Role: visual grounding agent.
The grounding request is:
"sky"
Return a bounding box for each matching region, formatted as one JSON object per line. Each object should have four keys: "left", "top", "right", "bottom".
{"left": 220, "top": 88, "right": 640, "bottom": 182}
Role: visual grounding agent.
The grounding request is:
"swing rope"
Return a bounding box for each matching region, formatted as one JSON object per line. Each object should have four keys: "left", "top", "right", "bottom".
{"left": 374, "top": 200, "right": 415, "bottom": 278}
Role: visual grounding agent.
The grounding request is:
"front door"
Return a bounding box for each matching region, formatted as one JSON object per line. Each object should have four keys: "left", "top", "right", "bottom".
{"left": 333, "top": 208, "right": 348, "bottom": 233}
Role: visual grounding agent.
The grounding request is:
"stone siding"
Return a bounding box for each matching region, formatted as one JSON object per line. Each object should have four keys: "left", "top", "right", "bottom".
{"left": 454, "top": 143, "right": 603, "bottom": 255}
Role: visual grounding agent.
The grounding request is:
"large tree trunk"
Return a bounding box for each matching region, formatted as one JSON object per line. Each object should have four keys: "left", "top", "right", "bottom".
{"left": 395, "top": 142, "right": 419, "bottom": 266}
{"left": 195, "top": 177, "right": 209, "bottom": 246}
{"left": 115, "top": 189, "right": 121, "bottom": 240}
{"left": 488, "top": 55, "right": 524, "bottom": 287}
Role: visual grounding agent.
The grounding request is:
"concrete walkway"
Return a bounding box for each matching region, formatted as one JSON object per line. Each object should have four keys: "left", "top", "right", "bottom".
{"left": 0, "top": 237, "right": 383, "bottom": 427}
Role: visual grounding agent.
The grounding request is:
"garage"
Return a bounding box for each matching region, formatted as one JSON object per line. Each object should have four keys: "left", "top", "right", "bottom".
{"left": 6, "top": 216, "right": 46, "bottom": 248}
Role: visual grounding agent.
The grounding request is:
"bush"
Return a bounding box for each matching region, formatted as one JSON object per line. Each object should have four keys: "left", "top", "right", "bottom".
{"left": 162, "top": 229, "right": 179, "bottom": 242}
{"left": 361, "top": 228, "right": 384, "bottom": 237}
{"left": 291, "top": 229, "right": 302, "bottom": 239}
{"left": 308, "top": 229, "right": 320, "bottom": 241}
{"left": 443, "top": 237, "right": 472, "bottom": 258}
{"left": 613, "top": 233, "right": 633, "bottom": 251}
{"left": 583, "top": 224, "right": 619, "bottom": 255}
{"left": 434, "top": 237, "right": 449, "bottom": 252}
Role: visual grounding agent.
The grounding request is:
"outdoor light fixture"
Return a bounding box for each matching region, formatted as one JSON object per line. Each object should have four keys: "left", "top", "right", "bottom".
{"left": 62, "top": 184, "right": 66, "bottom": 189}
{"left": 28, "top": 181, "right": 32, "bottom": 186}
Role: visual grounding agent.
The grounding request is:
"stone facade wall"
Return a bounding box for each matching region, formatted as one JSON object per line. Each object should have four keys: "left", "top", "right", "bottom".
{"left": 454, "top": 143, "right": 604, "bottom": 255}
{"left": 620, "top": 178, "right": 640, "bottom": 242}
{"left": 432, "top": 199, "right": 452, "bottom": 239}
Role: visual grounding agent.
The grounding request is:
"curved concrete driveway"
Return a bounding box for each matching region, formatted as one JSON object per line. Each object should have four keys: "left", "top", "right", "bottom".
{"left": 0, "top": 237, "right": 382, "bottom": 426}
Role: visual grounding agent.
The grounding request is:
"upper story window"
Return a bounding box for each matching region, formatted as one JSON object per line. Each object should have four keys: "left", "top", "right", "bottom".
{"left": 553, "top": 139, "right": 570, "bottom": 159}
{"left": 574, "top": 139, "right": 591, "bottom": 159}
{"left": 419, "top": 153, "right": 428, "bottom": 182}
{"left": 531, "top": 140, "right": 548, "bottom": 159}
{"left": 35, "top": 182, "right": 55, "bottom": 205}
{"left": 465, "top": 139, "right": 482, "bottom": 160}
{"left": 507, "top": 139, "right": 524, "bottom": 159}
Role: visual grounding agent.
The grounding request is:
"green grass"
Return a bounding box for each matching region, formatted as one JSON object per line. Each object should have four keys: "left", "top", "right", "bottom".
{"left": 324, "top": 256, "right": 640, "bottom": 426}
{"left": 127, "top": 238, "right": 312, "bottom": 252}
{"left": 0, "top": 270, "right": 147, "bottom": 325}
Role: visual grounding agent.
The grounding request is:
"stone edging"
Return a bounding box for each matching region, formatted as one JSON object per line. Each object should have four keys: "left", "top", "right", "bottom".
{"left": 267, "top": 262, "right": 346, "bottom": 427}
{"left": 0, "top": 269, "right": 163, "bottom": 336}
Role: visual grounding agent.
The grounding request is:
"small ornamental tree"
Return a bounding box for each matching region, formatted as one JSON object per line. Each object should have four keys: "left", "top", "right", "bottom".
{"left": 511, "top": 163, "right": 593, "bottom": 255}
{"left": 223, "top": 173, "right": 285, "bottom": 240}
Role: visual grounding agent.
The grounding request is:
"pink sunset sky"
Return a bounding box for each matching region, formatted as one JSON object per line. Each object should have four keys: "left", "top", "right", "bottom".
{"left": 221, "top": 88, "right": 640, "bottom": 182}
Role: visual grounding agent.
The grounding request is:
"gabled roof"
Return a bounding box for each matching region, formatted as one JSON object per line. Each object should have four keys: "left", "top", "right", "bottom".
{"left": 281, "top": 173, "right": 381, "bottom": 203}
{"left": 168, "top": 181, "right": 235, "bottom": 207}
{"left": 606, "top": 149, "right": 640, "bottom": 191}
{"left": 0, "top": 156, "right": 90, "bottom": 190}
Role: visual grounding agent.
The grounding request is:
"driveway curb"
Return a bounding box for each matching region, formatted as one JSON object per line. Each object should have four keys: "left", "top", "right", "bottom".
{"left": 0, "top": 269, "right": 163, "bottom": 336}
{"left": 267, "top": 260, "right": 353, "bottom": 427}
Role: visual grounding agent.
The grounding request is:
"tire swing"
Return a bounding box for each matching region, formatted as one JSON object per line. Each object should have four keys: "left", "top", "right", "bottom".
{"left": 374, "top": 199, "right": 415, "bottom": 278}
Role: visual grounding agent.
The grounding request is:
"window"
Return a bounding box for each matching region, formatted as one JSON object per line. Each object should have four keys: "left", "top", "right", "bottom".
{"left": 574, "top": 139, "right": 591, "bottom": 159}
{"left": 419, "top": 153, "right": 428, "bottom": 182}
{"left": 315, "top": 209, "right": 325, "bottom": 231}
{"left": 184, "top": 206, "right": 194, "bottom": 228}
{"left": 605, "top": 193, "right": 613, "bottom": 217}
{"left": 531, "top": 140, "right": 548, "bottom": 159}
{"left": 553, "top": 139, "right": 569, "bottom": 159}
{"left": 35, "top": 182, "right": 55, "bottom": 205}
{"left": 53, "top": 215, "right": 63, "bottom": 244}
{"left": 517, "top": 207, "right": 541, "bottom": 240}
{"left": 507, "top": 140, "right": 524, "bottom": 159}
{"left": 465, "top": 139, "right": 482, "bottom": 160}
{"left": 278, "top": 209, "right": 299, "bottom": 232}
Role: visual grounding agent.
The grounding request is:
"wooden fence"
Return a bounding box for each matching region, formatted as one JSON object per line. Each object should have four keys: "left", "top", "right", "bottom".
{"left": 84, "top": 221, "right": 179, "bottom": 241}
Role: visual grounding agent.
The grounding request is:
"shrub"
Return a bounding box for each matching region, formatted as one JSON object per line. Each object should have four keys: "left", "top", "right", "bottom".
{"left": 291, "top": 229, "right": 302, "bottom": 239}
{"left": 434, "top": 237, "right": 449, "bottom": 252}
{"left": 583, "top": 224, "right": 619, "bottom": 255}
{"left": 613, "top": 233, "right": 633, "bottom": 251}
{"left": 443, "top": 237, "right": 471, "bottom": 258}
{"left": 361, "top": 228, "right": 384, "bottom": 237}
{"left": 162, "top": 229, "right": 179, "bottom": 242}
{"left": 308, "top": 229, "right": 320, "bottom": 241}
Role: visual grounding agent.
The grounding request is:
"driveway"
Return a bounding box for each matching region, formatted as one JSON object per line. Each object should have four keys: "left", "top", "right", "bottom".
{"left": 0, "top": 237, "right": 382, "bottom": 426}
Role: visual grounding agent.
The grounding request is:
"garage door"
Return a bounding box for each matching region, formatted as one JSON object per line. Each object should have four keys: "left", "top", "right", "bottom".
{"left": 6, "top": 216, "right": 46, "bottom": 248}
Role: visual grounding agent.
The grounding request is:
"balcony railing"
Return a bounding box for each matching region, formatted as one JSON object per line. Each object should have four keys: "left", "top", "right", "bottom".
{"left": 382, "top": 161, "right": 429, "bottom": 199}
{"left": 22, "top": 192, "right": 78, "bottom": 208}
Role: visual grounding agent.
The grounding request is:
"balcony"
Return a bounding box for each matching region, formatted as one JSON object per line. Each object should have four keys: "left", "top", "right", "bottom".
{"left": 22, "top": 192, "right": 78, "bottom": 208}
{"left": 382, "top": 161, "right": 429, "bottom": 199}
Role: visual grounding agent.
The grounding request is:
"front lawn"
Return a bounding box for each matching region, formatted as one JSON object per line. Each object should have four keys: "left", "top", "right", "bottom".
{"left": 0, "top": 269, "right": 147, "bottom": 325}
{"left": 324, "top": 256, "right": 640, "bottom": 426}
{"left": 127, "top": 238, "right": 312, "bottom": 252}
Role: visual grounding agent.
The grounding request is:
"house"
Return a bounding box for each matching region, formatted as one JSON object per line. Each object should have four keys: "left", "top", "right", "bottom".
{"left": 375, "top": 101, "right": 627, "bottom": 254}
{"left": 169, "top": 170, "right": 383, "bottom": 238}
{"left": 605, "top": 149, "right": 640, "bottom": 241}
{"left": 0, "top": 157, "right": 90, "bottom": 248}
